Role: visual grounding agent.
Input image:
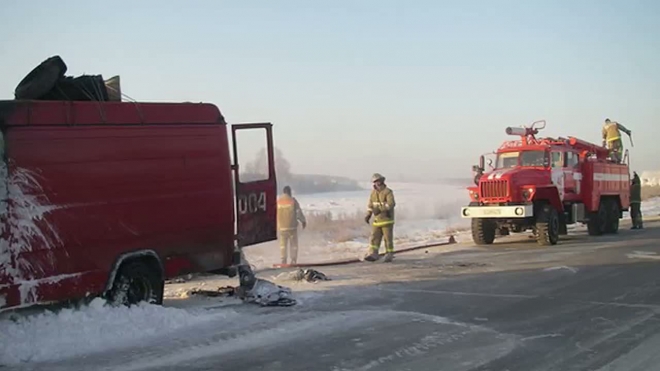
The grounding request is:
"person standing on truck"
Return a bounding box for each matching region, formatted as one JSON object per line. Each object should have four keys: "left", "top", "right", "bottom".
{"left": 277, "top": 186, "right": 307, "bottom": 264}
{"left": 363, "top": 173, "right": 396, "bottom": 263}
{"left": 602, "top": 118, "right": 632, "bottom": 163}
{"left": 630, "top": 172, "right": 644, "bottom": 229}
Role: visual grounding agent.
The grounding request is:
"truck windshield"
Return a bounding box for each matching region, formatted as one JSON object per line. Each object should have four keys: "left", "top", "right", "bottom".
{"left": 496, "top": 150, "right": 548, "bottom": 168}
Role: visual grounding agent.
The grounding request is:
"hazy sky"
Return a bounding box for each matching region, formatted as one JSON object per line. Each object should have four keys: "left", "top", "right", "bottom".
{"left": 1, "top": 1, "right": 658, "bottom": 181}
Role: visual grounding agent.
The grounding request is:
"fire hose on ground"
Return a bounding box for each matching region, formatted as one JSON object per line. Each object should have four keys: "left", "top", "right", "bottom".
{"left": 271, "top": 235, "right": 457, "bottom": 269}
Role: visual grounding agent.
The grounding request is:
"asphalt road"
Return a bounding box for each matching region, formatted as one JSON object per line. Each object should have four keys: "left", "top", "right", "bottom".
{"left": 12, "top": 220, "right": 660, "bottom": 371}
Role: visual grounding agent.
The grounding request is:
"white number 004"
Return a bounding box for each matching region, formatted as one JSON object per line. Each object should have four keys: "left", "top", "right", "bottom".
{"left": 238, "top": 192, "right": 267, "bottom": 214}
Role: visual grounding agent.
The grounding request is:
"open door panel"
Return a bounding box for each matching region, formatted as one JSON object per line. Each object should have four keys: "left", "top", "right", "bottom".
{"left": 231, "top": 123, "right": 277, "bottom": 248}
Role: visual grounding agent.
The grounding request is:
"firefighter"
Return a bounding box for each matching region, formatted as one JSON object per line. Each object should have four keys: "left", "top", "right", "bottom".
{"left": 277, "top": 186, "right": 306, "bottom": 264}
{"left": 630, "top": 172, "right": 644, "bottom": 229}
{"left": 602, "top": 118, "right": 632, "bottom": 163}
{"left": 363, "top": 173, "right": 396, "bottom": 263}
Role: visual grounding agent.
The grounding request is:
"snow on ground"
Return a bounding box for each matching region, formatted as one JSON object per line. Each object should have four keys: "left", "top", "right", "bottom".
{"left": 3, "top": 187, "right": 656, "bottom": 367}
{"left": 0, "top": 181, "right": 470, "bottom": 367}
{"left": 642, "top": 197, "right": 660, "bottom": 217}
{"left": 0, "top": 298, "right": 236, "bottom": 366}
{"left": 301, "top": 181, "right": 468, "bottom": 221}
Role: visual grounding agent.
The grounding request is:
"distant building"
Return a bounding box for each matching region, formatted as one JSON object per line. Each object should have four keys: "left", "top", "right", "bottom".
{"left": 641, "top": 171, "right": 660, "bottom": 187}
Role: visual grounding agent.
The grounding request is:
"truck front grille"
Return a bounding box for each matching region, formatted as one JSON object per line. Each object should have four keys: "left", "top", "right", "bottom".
{"left": 480, "top": 180, "right": 508, "bottom": 199}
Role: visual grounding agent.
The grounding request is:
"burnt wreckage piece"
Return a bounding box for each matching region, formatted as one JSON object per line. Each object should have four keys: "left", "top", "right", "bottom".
{"left": 14, "top": 55, "right": 112, "bottom": 102}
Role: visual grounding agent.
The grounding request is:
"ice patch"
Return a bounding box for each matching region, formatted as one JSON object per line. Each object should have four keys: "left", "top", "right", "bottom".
{"left": 356, "top": 330, "right": 470, "bottom": 370}
{"left": 543, "top": 266, "right": 578, "bottom": 273}
{"left": 626, "top": 253, "right": 660, "bottom": 260}
{"left": 292, "top": 291, "right": 326, "bottom": 306}
{"left": 0, "top": 298, "right": 232, "bottom": 365}
{"left": 632, "top": 250, "right": 656, "bottom": 256}
{"left": 520, "top": 333, "right": 563, "bottom": 341}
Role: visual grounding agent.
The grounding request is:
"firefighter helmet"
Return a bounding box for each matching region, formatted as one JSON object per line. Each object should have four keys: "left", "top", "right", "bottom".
{"left": 371, "top": 173, "right": 385, "bottom": 183}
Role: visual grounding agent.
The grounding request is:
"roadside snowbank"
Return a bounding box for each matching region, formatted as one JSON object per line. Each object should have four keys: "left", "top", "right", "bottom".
{"left": 0, "top": 298, "right": 231, "bottom": 366}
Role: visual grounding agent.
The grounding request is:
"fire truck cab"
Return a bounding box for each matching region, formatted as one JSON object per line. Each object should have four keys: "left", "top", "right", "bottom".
{"left": 461, "top": 120, "right": 631, "bottom": 246}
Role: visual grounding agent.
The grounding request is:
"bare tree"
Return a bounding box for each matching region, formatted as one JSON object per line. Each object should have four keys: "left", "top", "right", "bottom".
{"left": 243, "top": 147, "right": 292, "bottom": 181}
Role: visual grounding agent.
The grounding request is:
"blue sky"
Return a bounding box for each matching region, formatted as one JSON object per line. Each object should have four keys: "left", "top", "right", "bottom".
{"left": 1, "top": 0, "right": 658, "bottom": 181}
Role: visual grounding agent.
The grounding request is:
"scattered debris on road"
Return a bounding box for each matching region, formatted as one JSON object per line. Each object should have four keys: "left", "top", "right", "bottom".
{"left": 236, "top": 278, "right": 297, "bottom": 307}
{"left": 438, "top": 261, "right": 489, "bottom": 270}
{"left": 188, "top": 280, "right": 297, "bottom": 307}
{"left": 188, "top": 286, "right": 236, "bottom": 298}
{"left": 166, "top": 274, "right": 195, "bottom": 284}
{"left": 275, "top": 268, "right": 331, "bottom": 282}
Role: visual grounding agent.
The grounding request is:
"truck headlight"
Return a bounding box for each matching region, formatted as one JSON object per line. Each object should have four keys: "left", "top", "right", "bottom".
{"left": 515, "top": 207, "right": 524, "bottom": 216}
{"left": 463, "top": 208, "right": 470, "bottom": 217}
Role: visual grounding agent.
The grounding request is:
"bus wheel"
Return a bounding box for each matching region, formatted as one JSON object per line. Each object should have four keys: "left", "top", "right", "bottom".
{"left": 108, "top": 260, "right": 163, "bottom": 306}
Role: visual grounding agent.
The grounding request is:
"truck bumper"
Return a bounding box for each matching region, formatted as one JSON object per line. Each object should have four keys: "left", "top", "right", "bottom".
{"left": 461, "top": 205, "right": 534, "bottom": 218}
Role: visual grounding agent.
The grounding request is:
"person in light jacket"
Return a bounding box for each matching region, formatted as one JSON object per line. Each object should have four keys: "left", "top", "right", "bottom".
{"left": 602, "top": 118, "right": 632, "bottom": 163}
{"left": 277, "top": 186, "right": 306, "bottom": 264}
{"left": 363, "top": 173, "right": 396, "bottom": 263}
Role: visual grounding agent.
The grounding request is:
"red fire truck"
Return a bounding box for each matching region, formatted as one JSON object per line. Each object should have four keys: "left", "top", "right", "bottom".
{"left": 0, "top": 99, "right": 277, "bottom": 311}
{"left": 461, "top": 120, "right": 631, "bottom": 246}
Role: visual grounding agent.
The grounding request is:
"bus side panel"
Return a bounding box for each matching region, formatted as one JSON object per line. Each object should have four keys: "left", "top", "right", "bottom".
{"left": 1, "top": 123, "right": 234, "bottom": 310}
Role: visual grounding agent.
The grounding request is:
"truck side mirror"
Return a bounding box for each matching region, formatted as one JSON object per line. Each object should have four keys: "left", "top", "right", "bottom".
{"left": 472, "top": 165, "right": 480, "bottom": 172}
{"left": 479, "top": 155, "right": 485, "bottom": 170}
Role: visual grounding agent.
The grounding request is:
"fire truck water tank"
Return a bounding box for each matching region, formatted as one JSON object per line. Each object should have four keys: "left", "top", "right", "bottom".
{"left": 506, "top": 127, "right": 527, "bottom": 136}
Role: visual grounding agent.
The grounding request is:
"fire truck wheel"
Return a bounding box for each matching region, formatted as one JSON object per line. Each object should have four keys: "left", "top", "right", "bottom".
{"left": 604, "top": 199, "right": 620, "bottom": 234}
{"left": 472, "top": 218, "right": 496, "bottom": 245}
{"left": 587, "top": 203, "right": 608, "bottom": 236}
{"left": 536, "top": 204, "right": 559, "bottom": 246}
{"left": 108, "top": 260, "right": 164, "bottom": 307}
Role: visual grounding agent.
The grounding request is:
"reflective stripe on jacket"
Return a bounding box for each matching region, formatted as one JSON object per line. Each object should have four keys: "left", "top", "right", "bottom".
{"left": 602, "top": 122, "right": 630, "bottom": 142}
{"left": 277, "top": 194, "right": 306, "bottom": 231}
{"left": 367, "top": 187, "right": 395, "bottom": 226}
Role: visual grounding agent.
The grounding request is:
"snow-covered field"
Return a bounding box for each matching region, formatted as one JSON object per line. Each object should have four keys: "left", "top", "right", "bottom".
{"left": 242, "top": 183, "right": 660, "bottom": 270}
{"left": 242, "top": 181, "right": 472, "bottom": 269}
{"left": 641, "top": 197, "right": 660, "bottom": 217}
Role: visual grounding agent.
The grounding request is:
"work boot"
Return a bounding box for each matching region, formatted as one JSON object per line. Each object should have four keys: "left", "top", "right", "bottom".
{"left": 383, "top": 252, "right": 394, "bottom": 263}
{"left": 363, "top": 250, "right": 380, "bottom": 262}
